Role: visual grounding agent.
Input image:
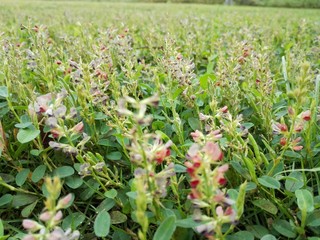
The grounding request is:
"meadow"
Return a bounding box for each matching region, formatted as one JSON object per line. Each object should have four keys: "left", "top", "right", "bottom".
{"left": 0, "top": 0, "right": 319, "bottom": 239}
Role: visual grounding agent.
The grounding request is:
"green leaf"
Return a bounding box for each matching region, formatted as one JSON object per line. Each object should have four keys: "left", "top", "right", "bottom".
{"left": 175, "top": 218, "right": 202, "bottom": 228}
{"left": 97, "top": 198, "right": 116, "bottom": 213}
{"left": 246, "top": 225, "right": 269, "bottom": 238}
{"left": 21, "top": 201, "right": 38, "bottom": 218}
{"left": 15, "top": 122, "right": 33, "bottom": 129}
{"left": 17, "top": 128, "right": 40, "bottom": 144}
{"left": 15, "top": 168, "right": 30, "bottom": 186}
{"left": 188, "top": 117, "right": 200, "bottom": 131}
{"left": 106, "top": 151, "right": 122, "bottom": 161}
{"left": 65, "top": 176, "right": 83, "bottom": 189}
{"left": 230, "top": 231, "right": 254, "bottom": 240}
{"left": 12, "top": 194, "right": 38, "bottom": 208}
{"left": 253, "top": 199, "right": 278, "bottom": 215}
{"left": 306, "top": 209, "right": 320, "bottom": 227}
{"left": 110, "top": 211, "right": 127, "bottom": 224}
{"left": 0, "top": 174, "right": 14, "bottom": 183}
{"left": 94, "top": 210, "right": 111, "bottom": 237}
{"left": 0, "top": 86, "right": 8, "bottom": 98}
{"left": 31, "top": 165, "right": 47, "bottom": 183}
{"left": 174, "top": 164, "right": 186, "bottom": 173}
{"left": 0, "top": 219, "right": 3, "bottom": 236}
{"left": 104, "top": 189, "right": 117, "bottom": 199}
{"left": 53, "top": 166, "right": 75, "bottom": 178}
{"left": 62, "top": 212, "right": 86, "bottom": 230}
{"left": 261, "top": 235, "right": 277, "bottom": 240}
{"left": 295, "top": 189, "right": 314, "bottom": 212}
{"left": 285, "top": 171, "right": 304, "bottom": 192}
{"left": 258, "top": 176, "right": 280, "bottom": 189}
{"left": 272, "top": 219, "right": 296, "bottom": 238}
{"left": 153, "top": 215, "right": 176, "bottom": 240}
{"left": 0, "top": 194, "right": 13, "bottom": 207}
{"left": 80, "top": 180, "right": 99, "bottom": 200}
{"left": 98, "top": 139, "right": 117, "bottom": 147}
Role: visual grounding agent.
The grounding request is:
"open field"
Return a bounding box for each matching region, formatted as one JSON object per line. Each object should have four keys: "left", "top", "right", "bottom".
{"left": 0, "top": 1, "right": 319, "bottom": 239}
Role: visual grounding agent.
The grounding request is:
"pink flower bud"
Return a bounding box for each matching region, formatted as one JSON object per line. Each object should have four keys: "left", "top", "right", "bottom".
{"left": 220, "top": 106, "right": 228, "bottom": 113}
{"left": 22, "top": 219, "right": 40, "bottom": 231}
{"left": 293, "top": 146, "right": 303, "bottom": 151}
{"left": 217, "top": 164, "right": 229, "bottom": 173}
{"left": 190, "top": 130, "right": 203, "bottom": 142}
{"left": 54, "top": 210, "right": 63, "bottom": 221}
{"left": 22, "top": 235, "right": 37, "bottom": 240}
{"left": 39, "top": 211, "right": 51, "bottom": 222}
{"left": 301, "top": 110, "right": 311, "bottom": 121}
{"left": 57, "top": 193, "right": 73, "bottom": 208}
{"left": 216, "top": 206, "right": 224, "bottom": 217}
{"left": 71, "top": 122, "right": 84, "bottom": 134}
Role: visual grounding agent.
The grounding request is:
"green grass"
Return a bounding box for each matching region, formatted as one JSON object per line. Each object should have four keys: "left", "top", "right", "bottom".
{"left": 0, "top": 1, "right": 319, "bottom": 239}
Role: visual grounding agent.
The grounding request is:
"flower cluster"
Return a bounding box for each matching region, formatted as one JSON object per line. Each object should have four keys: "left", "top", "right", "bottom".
{"left": 272, "top": 109, "right": 311, "bottom": 151}
{"left": 28, "top": 90, "right": 88, "bottom": 155}
{"left": 185, "top": 131, "right": 240, "bottom": 239}
{"left": 22, "top": 177, "right": 80, "bottom": 240}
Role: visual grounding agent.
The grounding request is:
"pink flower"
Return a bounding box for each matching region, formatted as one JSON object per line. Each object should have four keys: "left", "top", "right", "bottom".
{"left": 155, "top": 148, "right": 170, "bottom": 164}
{"left": 293, "top": 146, "right": 303, "bottom": 151}
{"left": 280, "top": 137, "right": 287, "bottom": 146}
{"left": 220, "top": 106, "right": 228, "bottom": 113}
{"left": 22, "top": 220, "right": 41, "bottom": 231}
{"left": 190, "top": 130, "right": 203, "bottom": 142}
{"left": 203, "top": 142, "right": 223, "bottom": 162}
{"left": 71, "top": 122, "right": 84, "bottom": 134}
{"left": 190, "top": 178, "right": 201, "bottom": 188}
{"left": 39, "top": 211, "right": 51, "bottom": 222}
{"left": 301, "top": 110, "right": 311, "bottom": 121}
{"left": 57, "top": 193, "right": 73, "bottom": 208}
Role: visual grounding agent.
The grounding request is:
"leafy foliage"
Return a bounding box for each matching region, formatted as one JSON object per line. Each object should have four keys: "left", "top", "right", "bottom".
{"left": 0, "top": 1, "right": 319, "bottom": 240}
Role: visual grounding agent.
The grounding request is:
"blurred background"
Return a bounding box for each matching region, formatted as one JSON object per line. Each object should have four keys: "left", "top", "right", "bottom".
{"left": 45, "top": 0, "right": 320, "bottom": 8}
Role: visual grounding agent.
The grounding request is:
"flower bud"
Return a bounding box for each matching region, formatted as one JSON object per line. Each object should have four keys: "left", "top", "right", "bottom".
{"left": 39, "top": 211, "right": 51, "bottom": 222}
{"left": 54, "top": 210, "right": 63, "bottom": 221}
{"left": 57, "top": 193, "right": 73, "bottom": 209}
{"left": 71, "top": 122, "right": 84, "bottom": 134}
{"left": 22, "top": 219, "right": 42, "bottom": 232}
{"left": 301, "top": 110, "right": 311, "bottom": 121}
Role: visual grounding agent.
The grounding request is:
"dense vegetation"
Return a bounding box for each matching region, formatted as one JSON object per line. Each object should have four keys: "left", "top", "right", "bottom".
{"left": 0, "top": 1, "right": 319, "bottom": 239}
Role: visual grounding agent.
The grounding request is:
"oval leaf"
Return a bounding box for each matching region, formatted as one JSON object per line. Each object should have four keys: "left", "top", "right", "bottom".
{"left": 153, "top": 215, "right": 176, "bottom": 240}
{"left": 110, "top": 211, "right": 127, "bottom": 224}
{"left": 53, "top": 166, "right": 75, "bottom": 178}
{"left": 31, "top": 165, "right": 47, "bottom": 183}
{"left": 16, "top": 168, "right": 30, "bottom": 187}
{"left": 62, "top": 212, "right": 86, "bottom": 230}
{"left": 258, "top": 176, "right": 280, "bottom": 189}
{"left": 261, "top": 235, "right": 277, "bottom": 240}
{"left": 253, "top": 199, "right": 278, "bottom": 215}
{"left": 17, "top": 128, "right": 40, "bottom": 144}
{"left": 94, "top": 210, "right": 111, "bottom": 237}
{"left": 21, "top": 200, "right": 38, "bottom": 218}
{"left": 295, "top": 189, "right": 314, "bottom": 213}
{"left": 285, "top": 172, "right": 304, "bottom": 192}
{"left": 272, "top": 219, "right": 296, "bottom": 238}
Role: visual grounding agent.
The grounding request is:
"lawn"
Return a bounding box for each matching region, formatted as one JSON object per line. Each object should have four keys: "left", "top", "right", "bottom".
{"left": 0, "top": 1, "right": 319, "bottom": 239}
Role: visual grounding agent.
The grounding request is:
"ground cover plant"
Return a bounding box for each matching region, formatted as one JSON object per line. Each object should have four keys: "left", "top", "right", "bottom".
{"left": 0, "top": 0, "right": 319, "bottom": 239}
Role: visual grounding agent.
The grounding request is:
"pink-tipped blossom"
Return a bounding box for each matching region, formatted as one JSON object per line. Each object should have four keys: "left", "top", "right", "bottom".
{"left": 301, "top": 110, "right": 311, "bottom": 121}
{"left": 190, "top": 130, "right": 203, "bottom": 142}
{"left": 203, "top": 142, "right": 223, "bottom": 162}
{"left": 39, "top": 211, "right": 51, "bottom": 222}
{"left": 22, "top": 219, "right": 41, "bottom": 231}
{"left": 57, "top": 194, "right": 73, "bottom": 208}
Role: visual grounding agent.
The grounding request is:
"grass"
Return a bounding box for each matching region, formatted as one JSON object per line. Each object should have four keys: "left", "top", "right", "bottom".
{"left": 0, "top": 1, "right": 319, "bottom": 239}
